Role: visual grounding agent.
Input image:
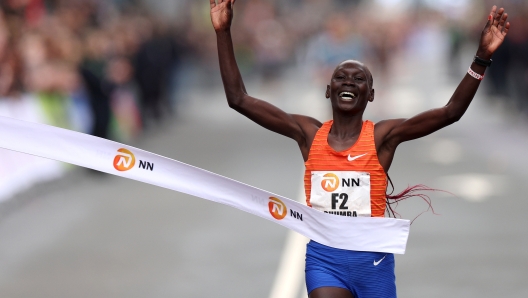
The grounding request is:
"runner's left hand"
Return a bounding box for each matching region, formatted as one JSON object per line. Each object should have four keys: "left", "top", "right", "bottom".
{"left": 477, "top": 6, "right": 510, "bottom": 59}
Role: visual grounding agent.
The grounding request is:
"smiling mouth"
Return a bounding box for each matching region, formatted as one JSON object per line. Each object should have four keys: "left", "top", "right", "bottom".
{"left": 339, "top": 92, "right": 356, "bottom": 101}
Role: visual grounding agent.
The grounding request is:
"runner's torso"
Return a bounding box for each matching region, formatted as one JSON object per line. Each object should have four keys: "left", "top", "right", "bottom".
{"left": 304, "top": 120, "right": 387, "bottom": 217}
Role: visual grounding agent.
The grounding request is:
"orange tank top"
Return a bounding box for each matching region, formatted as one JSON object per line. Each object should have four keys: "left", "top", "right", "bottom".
{"left": 304, "top": 120, "right": 387, "bottom": 217}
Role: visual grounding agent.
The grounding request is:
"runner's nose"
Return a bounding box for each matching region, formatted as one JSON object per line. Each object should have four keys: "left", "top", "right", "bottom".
{"left": 343, "top": 80, "right": 355, "bottom": 87}
{"left": 343, "top": 77, "right": 355, "bottom": 86}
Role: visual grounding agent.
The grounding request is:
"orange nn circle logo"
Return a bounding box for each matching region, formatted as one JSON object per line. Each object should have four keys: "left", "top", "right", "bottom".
{"left": 113, "top": 148, "right": 136, "bottom": 171}
{"left": 269, "top": 197, "right": 287, "bottom": 220}
{"left": 321, "top": 173, "right": 339, "bottom": 192}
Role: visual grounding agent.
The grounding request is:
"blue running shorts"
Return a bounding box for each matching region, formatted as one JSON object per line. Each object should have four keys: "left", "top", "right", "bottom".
{"left": 305, "top": 240, "right": 397, "bottom": 297}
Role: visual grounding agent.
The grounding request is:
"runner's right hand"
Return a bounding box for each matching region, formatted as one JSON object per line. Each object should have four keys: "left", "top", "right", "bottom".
{"left": 210, "top": 0, "right": 235, "bottom": 32}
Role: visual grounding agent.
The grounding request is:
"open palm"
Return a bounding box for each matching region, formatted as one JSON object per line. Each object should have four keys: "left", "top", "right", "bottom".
{"left": 210, "top": 0, "right": 235, "bottom": 32}
{"left": 479, "top": 6, "right": 510, "bottom": 58}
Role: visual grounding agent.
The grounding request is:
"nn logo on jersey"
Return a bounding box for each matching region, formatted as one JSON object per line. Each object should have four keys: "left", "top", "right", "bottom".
{"left": 113, "top": 148, "right": 154, "bottom": 172}
{"left": 321, "top": 173, "right": 339, "bottom": 192}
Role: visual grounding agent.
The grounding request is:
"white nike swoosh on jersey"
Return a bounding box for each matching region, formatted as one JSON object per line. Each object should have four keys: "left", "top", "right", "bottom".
{"left": 347, "top": 153, "right": 367, "bottom": 162}
{"left": 373, "top": 255, "right": 387, "bottom": 266}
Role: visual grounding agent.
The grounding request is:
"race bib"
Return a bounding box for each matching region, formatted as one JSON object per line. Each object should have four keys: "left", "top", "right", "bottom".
{"left": 311, "top": 171, "right": 371, "bottom": 217}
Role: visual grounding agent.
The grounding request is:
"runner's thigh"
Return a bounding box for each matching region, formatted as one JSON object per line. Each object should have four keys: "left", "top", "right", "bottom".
{"left": 309, "top": 287, "right": 354, "bottom": 298}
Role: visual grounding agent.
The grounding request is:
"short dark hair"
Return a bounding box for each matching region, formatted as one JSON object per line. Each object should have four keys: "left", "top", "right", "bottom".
{"left": 333, "top": 60, "right": 374, "bottom": 89}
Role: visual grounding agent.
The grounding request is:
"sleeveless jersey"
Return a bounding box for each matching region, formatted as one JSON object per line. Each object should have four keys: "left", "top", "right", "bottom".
{"left": 304, "top": 120, "right": 387, "bottom": 217}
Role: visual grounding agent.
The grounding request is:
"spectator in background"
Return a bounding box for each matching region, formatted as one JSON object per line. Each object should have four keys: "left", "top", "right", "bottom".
{"left": 0, "top": 0, "right": 185, "bottom": 140}
{"left": 107, "top": 55, "right": 141, "bottom": 141}
{"left": 134, "top": 22, "right": 176, "bottom": 128}
{"left": 305, "top": 12, "right": 366, "bottom": 84}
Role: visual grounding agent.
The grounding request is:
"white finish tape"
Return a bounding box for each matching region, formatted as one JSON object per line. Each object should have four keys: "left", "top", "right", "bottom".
{"left": 0, "top": 116, "right": 410, "bottom": 254}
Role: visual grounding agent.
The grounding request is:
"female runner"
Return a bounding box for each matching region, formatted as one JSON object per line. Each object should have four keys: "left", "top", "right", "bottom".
{"left": 210, "top": 1, "right": 510, "bottom": 297}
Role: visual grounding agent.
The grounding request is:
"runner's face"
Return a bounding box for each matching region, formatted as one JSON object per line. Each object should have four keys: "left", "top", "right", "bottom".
{"left": 327, "top": 63, "right": 373, "bottom": 113}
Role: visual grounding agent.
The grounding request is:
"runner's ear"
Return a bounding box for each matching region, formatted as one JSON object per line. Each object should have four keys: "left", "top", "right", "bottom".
{"left": 326, "top": 85, "right": 330, "bottom": 99}
{"left": 369, "top": 89, "right": 375, "bottom": 102}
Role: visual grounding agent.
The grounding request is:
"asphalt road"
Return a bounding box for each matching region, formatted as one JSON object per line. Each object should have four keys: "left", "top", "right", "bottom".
{"left": 1, "top": 49, "right": 528, "bottom": 298}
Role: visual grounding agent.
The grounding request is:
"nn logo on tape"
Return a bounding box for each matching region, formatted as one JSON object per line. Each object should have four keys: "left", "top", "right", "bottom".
{"left": 113, "top": 148, "right": 154, "bottom": 172}
{"left": 268, "top": 197, "right": 303, "bottom": 221}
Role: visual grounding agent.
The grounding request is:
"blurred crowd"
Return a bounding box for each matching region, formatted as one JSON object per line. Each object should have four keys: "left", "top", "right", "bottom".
{"left": 0, "top": 0, "right": 415, "bottom": 143}
{"left": 0, "top": 0, "right": 526, "bottom": 200}
{"left": 200, "top": 0, "right": 411, "bottom": 86}
{"left": 1, "top": 0, "right": 527, "bottom": 140}
{"left": 0, "top": 0, "right": 185, "bottom": 142}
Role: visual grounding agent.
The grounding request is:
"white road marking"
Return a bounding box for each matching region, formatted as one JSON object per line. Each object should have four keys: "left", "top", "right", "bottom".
{"left": 268, "top": 85, "right": 329, "bottom": 298}
{"left": 268, "top": 184, "right": 309, "bottom": 298}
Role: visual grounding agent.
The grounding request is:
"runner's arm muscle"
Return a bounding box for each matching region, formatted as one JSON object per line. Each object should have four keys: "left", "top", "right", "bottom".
{"left": 379, "top": 6, "right": 510, "bottom": 148}
{"left": 211, "top": 0, "right": 320, "bottom": 150}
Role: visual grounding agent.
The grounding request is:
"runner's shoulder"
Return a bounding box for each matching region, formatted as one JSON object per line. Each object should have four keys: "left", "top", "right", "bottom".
{"left": 374, "top": 118, "right": 406, "bottom": 146}
{"left": 291, "top": 114, "right": 322, "bottom": 145}
{"left": 292, "top": 114, "right": 322, "bottom": 131}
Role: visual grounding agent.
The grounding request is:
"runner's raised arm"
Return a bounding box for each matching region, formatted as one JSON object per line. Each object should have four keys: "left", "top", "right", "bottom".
{"left": 375, "top": 6, "right": 510, "bottom": 169}
{"left": 210, "top": 0, "right": 320, "bottom": 159}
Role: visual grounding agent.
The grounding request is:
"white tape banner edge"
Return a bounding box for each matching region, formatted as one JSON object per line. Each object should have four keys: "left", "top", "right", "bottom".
{"left": 0, "top": 116, "right": 410, "bottom": 254}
